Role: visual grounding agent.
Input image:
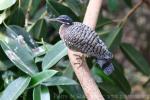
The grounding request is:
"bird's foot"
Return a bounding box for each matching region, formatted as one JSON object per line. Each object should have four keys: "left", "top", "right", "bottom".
{"left": 73, "top": 53, "right": 84, "bottom": 68}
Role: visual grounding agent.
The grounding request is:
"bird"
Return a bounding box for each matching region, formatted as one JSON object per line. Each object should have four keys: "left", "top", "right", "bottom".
{"left": 46, "top": 15, "right": 114, "bottom": 75}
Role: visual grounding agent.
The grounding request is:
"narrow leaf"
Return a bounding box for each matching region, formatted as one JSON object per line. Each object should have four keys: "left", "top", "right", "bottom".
{"left": 29, "top": 19, "right": 47, "bottom": 40}
{"left": 120, "top": 43, "right": 150, "bottom": 76}
{"left": 42, "top": 40, "right": 67, "bottom": 70}
{"left": 33, "top": 85, "right": 50, "bottom": 100}
{"left": 30, "top": 70, "right": 58, "bottom": 87}
{"left": 33, "top": 85, "right": 41, "bottom": 100}
{"left": 91, "top": 67, "right": 126, "bottom": 98}
{"left": 105, "top": 26, "right": 123, "bottom": 50}
{"left": 41, "top": 86, "right": 50, "bottom": 100}
{"left": 1, "top": 77, "right": 31, "bottom": 100}
{"left": 111, "top": 60, "right": 131, "bottom": 94}
{"left": 60, "top": 85, "right": 85, "bottom": 99}
{"left": 43, "top": 76, "right": 78, "bottom": 86}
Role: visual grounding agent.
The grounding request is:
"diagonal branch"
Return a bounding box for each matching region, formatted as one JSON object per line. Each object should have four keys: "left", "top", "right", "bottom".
{"left": 67, "top": 0, "right": 104, "bottom": 100}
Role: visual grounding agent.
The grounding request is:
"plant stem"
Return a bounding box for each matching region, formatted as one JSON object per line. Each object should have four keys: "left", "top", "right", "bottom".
{"left": 143, "top": 0, "right": 150, "bottom": 9}
{"left": 25, "top": 0, "right": 32, "bottom": 28}
{"left": 120, "top": 0, "right": 144, "bottom": 27}
{"left": 18, "top": 0, "right": 21, "bottom": 8}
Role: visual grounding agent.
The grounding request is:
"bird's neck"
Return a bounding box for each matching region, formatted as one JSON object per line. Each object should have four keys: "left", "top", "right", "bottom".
{"left": 59, "top": 24, "right": 70, "bottom": 39}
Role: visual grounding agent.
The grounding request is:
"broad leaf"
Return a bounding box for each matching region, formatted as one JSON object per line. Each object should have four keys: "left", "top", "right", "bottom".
{"left": 0, "top": 40, "right": 38, "bottom": 76}
{"left": 105, "top": 26, "right": 123, "bottom": 50}
{"left": 46, "top": 0, "right": 79, "bottom": 21}
{"left": 42, "top": 40, "right": 67, "bottom": 70}
{"left": 42, "top": 76, "right": 78, "bottom": 86}
{"left": 0, "top": 0, "right": 16, "bottom": 10}
{"left": 33, "top": 85, "right": 50, "bottom": 100}
{"left": 29, "top": 18, "right": 47, "bottom": 40}
{"left": 30, "top": 70, "right": 58, "bottom": 87}
{"left": 1, "top": 77, "right": 31, "bottom": 100}
{"left": 120, "top": 43, "right": 150, "bottom": 76}
{"left": 6, "top": 25, "right": 38, "bottom": 49}
{"left": 6, "top": 7, "right": 25, "bottom": 27}
{"left": 64, "top": 0, "right": 82, "bottom": 16}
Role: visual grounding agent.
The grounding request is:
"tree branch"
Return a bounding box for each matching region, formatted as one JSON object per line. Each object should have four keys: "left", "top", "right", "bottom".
{"left": 121, "top": 0, "right": 144, "bottom": 26}
{"left": 68, "top": 0, "right": 104, "bottom": 100}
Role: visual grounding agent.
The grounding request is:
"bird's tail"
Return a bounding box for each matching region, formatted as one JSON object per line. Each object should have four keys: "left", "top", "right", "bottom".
{"left": 96, "top": 59, "right": 114, "bottom": 75}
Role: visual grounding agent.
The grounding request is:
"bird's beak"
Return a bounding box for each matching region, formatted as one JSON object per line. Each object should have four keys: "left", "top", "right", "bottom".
{"left": 44, "top": 17, "right": 57, "bottom": 21}
{"left": 44, "top": 17, "right": 64, "bottom": 24}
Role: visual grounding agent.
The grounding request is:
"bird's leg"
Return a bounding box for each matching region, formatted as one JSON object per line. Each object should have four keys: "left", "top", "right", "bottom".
{"left": 73, "top": 53, "right": 84, "bottom": 68}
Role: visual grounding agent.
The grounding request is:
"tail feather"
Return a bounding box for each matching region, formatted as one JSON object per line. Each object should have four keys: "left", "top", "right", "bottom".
{"left": 96, "top": 59, "right": 114, "bottom": 75}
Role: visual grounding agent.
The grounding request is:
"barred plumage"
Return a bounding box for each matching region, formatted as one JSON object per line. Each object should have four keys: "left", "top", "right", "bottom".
{"left": 49, "top": 15, "right": 114, "bottom": 75}
{"left": 59, "top": 22, "right": 113, "bottom": 60}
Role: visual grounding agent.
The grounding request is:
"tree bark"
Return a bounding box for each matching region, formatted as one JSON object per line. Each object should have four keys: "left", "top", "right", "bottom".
{"left": 67, "top": 0, "right": 104, "bottom": 100}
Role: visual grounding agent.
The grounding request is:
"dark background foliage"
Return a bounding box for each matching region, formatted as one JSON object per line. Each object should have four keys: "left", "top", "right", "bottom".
{"left": 0, "top": 0, "right": 150, "bottom": 100}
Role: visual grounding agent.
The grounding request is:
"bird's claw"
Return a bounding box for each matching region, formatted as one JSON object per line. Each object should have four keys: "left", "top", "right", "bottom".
{"left": 73, "top": 53, "right": 84, "bottom": 68}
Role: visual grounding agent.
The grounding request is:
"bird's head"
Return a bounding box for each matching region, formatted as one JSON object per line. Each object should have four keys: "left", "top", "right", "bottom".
{"left": 46, "top": 15, "right": 73, "bottom": 25}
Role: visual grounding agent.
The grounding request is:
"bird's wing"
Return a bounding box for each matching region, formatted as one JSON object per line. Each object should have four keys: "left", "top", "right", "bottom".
{"left": 63, "top": 22, "right": 111, "bottom": 59}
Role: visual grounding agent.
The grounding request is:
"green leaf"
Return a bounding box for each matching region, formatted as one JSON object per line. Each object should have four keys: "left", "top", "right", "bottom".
{"left": 40, "top": 86, "right": 50, "bottom": 100}
{"left": 32, "top": 6, "right": 47, "bottom": 21}
{"left": 107, "top": 0, "right": 119, "bottom": 12}
{"left": 0, "top": 0, "right": 16, "bottom": 10}
{"left": 0, "top": 60, "right": 14, "bottom": 71}
{"left": 64, "top": 0, "right": 82, "bottom": 16}
{"left": 29, "top": 18, "right": 47, "bottom": 40}
{"left": 46, "top": 0, "right": 79, "bottom": 21}
{"left": 30, "top": 0, "right": 41, "bottom": 17}
{"left": 120, "top": 43, "right": 150, "bottom": 76}
{"left": 30, "top": 70, "right": 58, "bottom": 87}
{"left": 105, "top": 26, "right": 123, "bottom": 50}
{"left": 42, "top": 40, "right": 67, "bottom": 70}
{"left": 112, "top": 59, "right": 124, "bottom": 74}
{"left": 111, "top": 60, "right": 131, "bottom": 94}
{"left": 91, "top": 67, "right": 126, "bottom": 99}
{"left": 34, "top": 44, "right": 53, "bottom": 57}
{"left": 6, "top": 25, "right": 38, "bottom": 49}
{"left": 33, "top": 85, "right": 50, "bottom": 100}
{"left": 0, "top": 11, "right": 8, "bottom": 24}
{"left": 123, "top": 0, "right": 132, "bottom": 8}
{"left": 60, "top": 85, "right": 85, "bottom": 99}
{"left": 1, "top": 77, "right": 31, "bottom": 100}
{"left": 96, "top": 16, "right": 112, "bottom": 29}
{"left": 0, "top": 40, "right": 38, "bottom": 76}
{"left": 33, "top": 86, "right": 41, "bottom": 100}
{"left": 6, "top": 7, "right": 25, "bottom": 27}
{"left": 42, "top": 76, "right": 78, "bottom": 86}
